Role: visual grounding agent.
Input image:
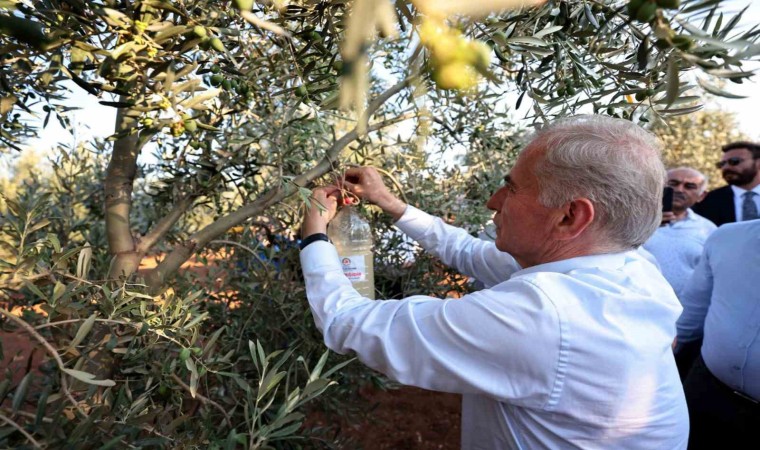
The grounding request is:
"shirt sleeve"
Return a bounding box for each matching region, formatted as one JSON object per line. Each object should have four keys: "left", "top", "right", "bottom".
{"left": 300, "top": 241, "right": 561, "bottom": 408}
{"left": 394, "top": 206, "right": 521, "bottom": 288}
{"left": 676, "top": 243, "right": 713, "bottom": 343}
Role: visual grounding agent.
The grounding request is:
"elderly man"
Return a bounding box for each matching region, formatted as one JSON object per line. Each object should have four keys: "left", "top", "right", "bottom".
{"left": 676, "top": 219, "right": 760, "bottom": 449}
{"left": 643, "top": 168, "right": 717, "bottom": 298}
{"left": 299, "top": 115, "right": 688, "bottom": 449}
{"left": 693, "top": 142, "right": 760, "bottom": 225}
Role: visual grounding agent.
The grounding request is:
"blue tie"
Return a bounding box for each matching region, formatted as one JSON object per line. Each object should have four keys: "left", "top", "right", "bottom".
{"left": 742, "top": 191, "right": 758, "bottom": 221}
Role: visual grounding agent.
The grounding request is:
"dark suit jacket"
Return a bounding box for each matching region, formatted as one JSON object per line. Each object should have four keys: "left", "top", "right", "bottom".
{"left": 692, "top": 185, "right": 735, "bottom": 227}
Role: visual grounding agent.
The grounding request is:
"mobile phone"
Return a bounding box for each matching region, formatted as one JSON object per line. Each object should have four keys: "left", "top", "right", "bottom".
{"left": 662, "top": 186, "right": 674, "bottom": 212}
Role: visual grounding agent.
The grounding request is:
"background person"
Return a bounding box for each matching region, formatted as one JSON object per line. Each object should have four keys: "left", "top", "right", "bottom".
{"left": 643, "top": 167, "right": 716, "bottom": 379}
{"left": 693, "top": 142, "right": 760, "bottom": 225}
{"left": 299, "top": 116, "right": 688, "bottom": 449}
{"left": 643, "top": 167, "right": 716, "bottom": 298}
{"left": 676, "top": 219, "right": 760, "bottom": 449}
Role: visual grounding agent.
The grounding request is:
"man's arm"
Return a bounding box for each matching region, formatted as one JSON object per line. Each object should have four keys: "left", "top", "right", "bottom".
{"left": 676, "top": 243, "right": 713, "bottom": 345}
{"left": 343, "top": 167, "right": 520, "bottom": 286}
{"left": 300, "top": 240, "right": 559, "bottom": 405}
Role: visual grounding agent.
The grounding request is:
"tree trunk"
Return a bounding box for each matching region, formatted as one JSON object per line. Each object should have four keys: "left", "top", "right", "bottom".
{"left": 105, "top": 105, "right": 142, "bottom": 279}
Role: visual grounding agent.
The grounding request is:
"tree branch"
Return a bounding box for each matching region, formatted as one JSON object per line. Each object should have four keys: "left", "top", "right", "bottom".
{"left": 0, "top": 308, "right": 84, "bottom": 415}
{"left": 137, "top": 195, "right": 196, "bottom": 254}
{"left": 0, "top": 412, "right": 42, "bottom": 449}
{"left": 143, "top": 77, "right": 412, "bottom": 292}
{"left": 169, "top": 373, "right": 231, "bottom": 427}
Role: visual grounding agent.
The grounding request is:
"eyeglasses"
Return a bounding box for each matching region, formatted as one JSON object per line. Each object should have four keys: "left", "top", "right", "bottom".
{"left": 716, "top": 157, "right": 747, "bottom": 169}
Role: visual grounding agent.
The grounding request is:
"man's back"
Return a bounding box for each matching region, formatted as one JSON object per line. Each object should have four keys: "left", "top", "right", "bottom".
{"left": 460, "top": 251, "right": 688, "bottom": 449}
{"left": 304, "top": 208, "right": 689, "bottom": 449}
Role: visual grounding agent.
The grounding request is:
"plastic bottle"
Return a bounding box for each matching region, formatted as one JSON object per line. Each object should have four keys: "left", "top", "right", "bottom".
{"left": 327, "top": 203, "right": 375, "bottom": 299}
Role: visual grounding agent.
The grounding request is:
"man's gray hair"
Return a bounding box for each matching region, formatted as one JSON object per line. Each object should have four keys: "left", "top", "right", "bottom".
{"left": 530, "top": 115, "right": 665, "bottom": 248}
{"left": 668, "top": 167, "right": 709, "bottom": 194}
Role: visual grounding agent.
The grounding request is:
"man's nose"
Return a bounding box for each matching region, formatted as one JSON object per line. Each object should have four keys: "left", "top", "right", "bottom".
{"left": 486, "top": 190, "right": 503, "bottom": 211}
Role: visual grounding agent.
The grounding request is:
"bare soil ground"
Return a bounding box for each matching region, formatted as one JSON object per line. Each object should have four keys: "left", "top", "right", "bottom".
{"left": 309, "top": 385, "right": 462, "bottom": 450}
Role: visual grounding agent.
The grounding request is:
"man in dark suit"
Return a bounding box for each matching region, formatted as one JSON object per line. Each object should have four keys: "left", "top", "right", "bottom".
{"left": 693, "top": 142, "right": 760, "bottom": 226}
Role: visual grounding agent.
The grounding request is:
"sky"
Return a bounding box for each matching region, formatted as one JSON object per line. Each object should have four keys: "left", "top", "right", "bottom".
{"left": 20, "top": 0, "right": 760, "bottom": 157}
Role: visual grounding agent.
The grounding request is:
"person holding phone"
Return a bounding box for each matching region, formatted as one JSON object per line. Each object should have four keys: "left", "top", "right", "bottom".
{"left": 643, "top": 168, "right": 716, "bottom": 294}
{"left": 642, "top": 167, "right": 717, "bottom": 378}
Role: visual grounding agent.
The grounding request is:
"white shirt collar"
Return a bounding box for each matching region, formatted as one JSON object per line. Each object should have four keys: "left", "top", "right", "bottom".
{"left": 730, "top": 184, "right": 760, "bottom": 197}
{"left": 512, "top": 251, "right": 628, "bottom": 278}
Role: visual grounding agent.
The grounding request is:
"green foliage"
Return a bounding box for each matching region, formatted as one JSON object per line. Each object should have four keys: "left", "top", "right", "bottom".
{"left": 653, "top": 108, "right": 747, "bottom": 190}
{"left": 0, "top": 158, "right": 354, "bottom": 448}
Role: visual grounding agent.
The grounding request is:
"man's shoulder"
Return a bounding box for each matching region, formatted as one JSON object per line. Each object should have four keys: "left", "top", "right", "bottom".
{"left": 705, "top": 219, "right": 760, "bottom": 248}
{"left": 687, "top": 210, "right": 717, "bottom": 230}
{"left": 702, "top": 185, "right": 733, "bottom": 200}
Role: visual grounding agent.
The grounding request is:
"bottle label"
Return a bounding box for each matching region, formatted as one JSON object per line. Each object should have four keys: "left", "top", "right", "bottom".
{"left": 340, "top": 255, "right": 366, "bottom": 281}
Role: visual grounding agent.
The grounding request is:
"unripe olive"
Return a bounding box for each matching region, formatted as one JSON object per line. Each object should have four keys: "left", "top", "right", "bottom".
{"left": 636, "top": 2, "right": 658, "bottom": 23}
{"left": 184, "top": 119, "right": 198, "bottom": 133}
{"left": 672, "top": 35, "right": 694, "bottom": 50}
{"left": 295, "top": 85, "right": 308, "bottom": 97}
{"left": 211, "top": 64, "right": 221, "bottom": 74}
{"left": 654, "top": 39, "right": 671, "bottom": 50}
{"left": 179, "top": 348, "right": 191, "bottom": 361}
{"left": 210, "top": 37, "right": 225, "bottom": 52}
{"left": 193, "top": 26, "right": 207, "bottom": 39}
{"left": 635, "top": 91, "right": 646, "bottom": 101}
{"left": 656, "top": 0, "right": 680, "bottom": 9}
{"left": 627, "top": 0, "right": 645, "bottom": 16}
{"left": 233, "top": 0, "right": 254, "bottom": 11}
{"left": 210, "top": 74, "right": 223, "bottom": 86}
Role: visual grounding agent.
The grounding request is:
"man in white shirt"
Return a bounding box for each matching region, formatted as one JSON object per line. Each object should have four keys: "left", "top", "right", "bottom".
{"left": 676, "top": 219, "right": 760, "bottom": 449}
{"left": 643, "top": 168, "right": 716, "bottom": 380}
{"left": 299, "top": 115, "right": 688, "bottom": 449}
{"left": 643, "top": 168, "right": 717, "bottom": 298}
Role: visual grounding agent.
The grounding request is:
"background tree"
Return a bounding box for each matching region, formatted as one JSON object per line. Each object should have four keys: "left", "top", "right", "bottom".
{"left": 653, "top": 108, "right": 748, "bottom": 189}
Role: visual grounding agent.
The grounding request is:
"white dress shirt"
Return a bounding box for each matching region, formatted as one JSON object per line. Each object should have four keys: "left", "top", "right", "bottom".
{"left": 642, "top": 209, "right": 717, "bottom": 297}
{"left": 730, "top": 184, "right": 760, "bottom": 221}
{"left": 677, "top": 219, "right": 760, "bottom": 401}
{"left": 300, "top": 206, "right": 688, "bottom": 449}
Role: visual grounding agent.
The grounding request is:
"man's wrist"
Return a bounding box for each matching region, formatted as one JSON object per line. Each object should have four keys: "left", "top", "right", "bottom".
{"left": 381, "top": 198, "right": 408, "bottom": 221}
{"left": 302, "top": 217, "right": 328, "bottom": 237}
{"left": 300, "top": 233, "right": 330, "bottom": 250}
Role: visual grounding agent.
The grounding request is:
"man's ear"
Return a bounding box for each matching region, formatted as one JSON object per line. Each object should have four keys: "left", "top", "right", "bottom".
{"left": 556, "top": 198, "right": 595, "bottom": 240}
{"left": 697, "top": 191, "right": 707, "bottom": 203}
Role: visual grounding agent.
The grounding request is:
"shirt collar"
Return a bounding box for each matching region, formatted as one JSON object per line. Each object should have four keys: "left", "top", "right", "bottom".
{"left": 511, "top": 251, "right": 630, "bottom": 278}
{"left": 730, "top": 184, "right": 760, "bottom": 197}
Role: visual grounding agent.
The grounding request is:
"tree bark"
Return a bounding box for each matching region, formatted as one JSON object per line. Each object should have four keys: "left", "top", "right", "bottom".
{"left": 105, "top": 105, "right": 142, "bottom": 279}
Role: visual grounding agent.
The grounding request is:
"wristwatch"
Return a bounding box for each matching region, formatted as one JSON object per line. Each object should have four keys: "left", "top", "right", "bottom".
{"left": 299, "top": 233, "right": 330, "bottom": 250}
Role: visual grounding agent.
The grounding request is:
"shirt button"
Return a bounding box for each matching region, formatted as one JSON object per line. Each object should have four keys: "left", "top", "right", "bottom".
{"left": 733, "top": 365, "right": 741, "bottom": 370}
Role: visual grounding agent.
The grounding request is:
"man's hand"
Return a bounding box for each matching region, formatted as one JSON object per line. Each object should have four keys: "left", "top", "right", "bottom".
{"left": 343, "top": 167, "right": 407, "bottom": 220}
{"left": 661, "top": 211, "right": 676, "bottom": 225}
{"left": 302, "top": 186, "right": 341, "bottom": 238}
